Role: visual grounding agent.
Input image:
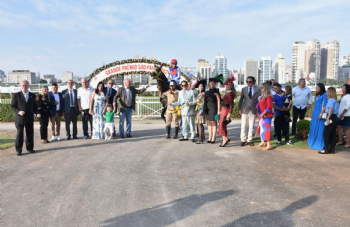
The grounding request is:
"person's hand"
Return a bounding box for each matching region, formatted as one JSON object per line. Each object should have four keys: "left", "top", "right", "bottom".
{"left": 281, "top": 106, "right": 287, "bottom": 111}
{"left": 113, "top": 103, "right": 116, "bottom": 107}
{"left": 37, "top": 114, "right": 41, "bottom": 118}
{"left": 79, "top": 107, "right": 82, "bottom": 112}
{"left": 326, "top": 119, "right": 330, "bottom": 126}
{"left": 186, "top": 102, "right": 189, "bottom": 106}
{"left": 62, "top": 112, "right": 65, "bottom": 116}
{"left": 307, "top": 105, "right": 310, "bottom": 110}
{"left": 145, "top": 84, "right": 150, "bottom": 88}
{"left": 318, "top": 114, "right": 321, "bottom": 120}
{"left": 217, "top": 111, "right": 221, "bottom": 115}
{"left": 340, "top": 114, "right": 344, "bottom": 120}
{"left": 199, "top": 112, "right": 202, "bottom": 116}
{"left": 19, "top": 111, "right": 25, "bottom": 116}
{"left": 239, "top": 110, "right": 242, "bottom": 115}
{"left": 55, "top": 101, "right": 58, "bottom": 105}
{"left": 226, "top": 115, "right": 230, "bottom": 121}
{"left": 89, "top": 110, "right": 94, "bottom": 115}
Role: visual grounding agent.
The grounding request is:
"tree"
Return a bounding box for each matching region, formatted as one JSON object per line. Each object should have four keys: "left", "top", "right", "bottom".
{"left": 39, "top": 79, "right": 48, "bottom": 84}
{"left": 284, "top": 81, "right": 297, "bottom": 86}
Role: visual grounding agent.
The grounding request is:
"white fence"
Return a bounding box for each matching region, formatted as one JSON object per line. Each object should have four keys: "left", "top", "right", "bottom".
{"left": 0, "top": 99, "right": 11, "bottom": 104}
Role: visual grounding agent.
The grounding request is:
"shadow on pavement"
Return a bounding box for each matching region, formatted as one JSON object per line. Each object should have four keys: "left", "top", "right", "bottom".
{"left": 221, "top": 195, "right": 319, "bottom": 227}
{"left": 101, "top": 190, "right": 236, "bottom": 227}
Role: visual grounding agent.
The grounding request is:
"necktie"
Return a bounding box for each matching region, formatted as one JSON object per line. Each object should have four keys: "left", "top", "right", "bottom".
{"left": 70, "top": 90, "right": 74, "bottom": 107}
{"left": 24, "top": 93, "right": 28, "bottom": 103}
{"left": 108, "top": 89, "right": 111, "bottom": 97}
{"left": 248, "top": 87, "right": 252, "bottom": 99}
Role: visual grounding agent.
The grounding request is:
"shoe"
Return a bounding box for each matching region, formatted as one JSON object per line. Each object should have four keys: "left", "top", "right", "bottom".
{"left": 179, "top": 138, "right": 188, "bottom": 141}
{"left": 108, "top": 136, "right": 113, "bottom": 140}
{"left": 207, "top": 140, "right": 212, "bottom": 143}
{"left": 277, "top": 141, "right": 281, "bottom": 146}
{"left": 45, "top": 140, "right": 50, "bottom": 143}
{"left": 192, "top": 139, "right": 196, "bottom": 142}
{"left": 263, "top": 146, "right": 272, "bottom": 150}
{"left": 105, "top": 137, "right": 108, "bottom": 140}
{"left": 51, "top": 136, "right": 56, "bottom": 142}
{"left": 16, "top": 152, "right": 22, "bottom": 156}
{"left": 127, "top": 133, "right": 132, "bottom": 138}
{"left": 290, "top": 133, "right": 295, "bottom": 136}
{"left": 84, "top": 136, "right": 88, "bottom": 139}
{"left": 173, "top": 127, "right": 179, "bottom": 139}
{"left": 120, "top": 134, "right": 124, "bottom": 138}
{"left": 258, "top": 142, "right": 266, "bottom": 147}
{"left": 73, "top": 137, "right": 79, "bottom": 139}
{"left": 286, "top": 140, "right": 294, "bottom": 146}
{"left": 41, "top": 140, "right": 47, "bottom": 144}
{"left": 166, "top": 126, "right": 171, "bottom": 139}
{"left": 196, "top": 141, "right": 203, "bottom": 144}
{"left": 318, "top": 150, "right": 329, "bottom": 154}
{"left": 67, "top": 136, "right": 71, "bottom": 140}
{"left": 210, "top": 140, "right": 216, "bottom": 144}
{"left": 219, "top": 140, "right": 229, "bottom": 147}
{"left": 246, "top": 142, "right": 254, "bottom": 146}
{"left": 28, "top": 150, "right": 35, "bottom": 153}
{"left": 57, "top": 136, "right": 61, "bottom": 141}
{"left": 240, "top": 142, "right": 246, "bottom": 146}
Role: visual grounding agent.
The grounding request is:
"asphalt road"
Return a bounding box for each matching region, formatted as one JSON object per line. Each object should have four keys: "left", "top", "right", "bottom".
{"left": 1, "top": 120, "right": 350, "bottom": 227}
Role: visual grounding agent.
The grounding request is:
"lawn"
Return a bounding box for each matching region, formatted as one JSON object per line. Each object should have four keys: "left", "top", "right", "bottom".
{"left": 0, "top": 135, "right": 16, "bottom": 150}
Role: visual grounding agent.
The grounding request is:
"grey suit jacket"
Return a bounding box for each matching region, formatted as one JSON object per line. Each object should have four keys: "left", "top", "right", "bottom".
{"left": 172, "top": 89, "right": 196, "bottom": 116}
{"left": 113, "top": 86, "right": 146, "bottom": 112}
{"left": 62, "top": 89, "right": 79, "bottom": 114}
{"left": 238, "top": 85, "right": 261, "bottom": 115}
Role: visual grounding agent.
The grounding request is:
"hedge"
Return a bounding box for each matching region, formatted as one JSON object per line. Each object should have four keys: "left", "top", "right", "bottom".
{"left": 0, "top": 104, "right": 82, "bottom": 122}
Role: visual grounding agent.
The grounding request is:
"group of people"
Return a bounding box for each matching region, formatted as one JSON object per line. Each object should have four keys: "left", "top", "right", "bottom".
{"left": 11, "top": 73, "right": 346, "bottom": 156}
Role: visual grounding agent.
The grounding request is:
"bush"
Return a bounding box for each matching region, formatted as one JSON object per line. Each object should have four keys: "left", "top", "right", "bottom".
{"left": 0, "top": 104, "right": 82, "bottom": 122}
{"left": 296, "top": 119, "right": 310, "bottom": 131}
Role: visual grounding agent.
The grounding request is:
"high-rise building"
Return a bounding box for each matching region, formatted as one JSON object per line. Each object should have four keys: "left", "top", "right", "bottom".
{"left": 320, "top": 40, "right": 340, "bottom": 80}
{"left": 197, "top": 59, "right": 210, "bottom": 80}
{"left": 7, "top": 70, "right": 36, "bottom": 84}
{"left": 43, "top": 74, "right": 55, "bottom": 83}
{"left": 62, "top": 71, "right": 74, "bottom": 82}
{"left": 285, "top": 65, "right": 292, "bottom": 82}
{"left": 339, "top": 54, "right": 350, "bottom": 80}
{"left": 340, "top": 54, "right": 350, "bottom": 66}
{"left": 213, "top": 55, "right": 229, "bottom": 78}
{"left": 243, "top": 59, "right": 259, "bottom": 85}
{"left": 292, "top": 41, "right": 305, "bottom": 82}
{"left": 304, "top": 39, "right": 320, "bottom": 79}
{"left": 259, "top": 56, "right": 274, "bottom": 84}
{"left": 274, "top": 54, "right": 286, "bottom": 83}
{"left": 0, "top": 70, "right": 7, "bottom": 82}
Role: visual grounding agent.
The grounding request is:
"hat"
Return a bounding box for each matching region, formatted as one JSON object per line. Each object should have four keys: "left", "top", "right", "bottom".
{"left": 194, "top": 79, "right": 207, "bottom": 89}
{"left": 169, "top": 80, "right": 176, "bottom": 86}
{"left": 223, "top": 73, "right": 236, "bottom": 85}
{"left": 171, "top": 59, "right": 177, "bottom": 64}
{"left": 209, "top": 74, "right": 224, "bottom": 85}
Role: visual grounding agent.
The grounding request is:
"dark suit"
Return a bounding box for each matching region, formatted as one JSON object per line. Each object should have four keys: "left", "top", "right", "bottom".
{"left": 11, "top": 91, "right": 38, "bottom": 154}
{"left": 62, "top": 89, "right": 79, "bottom": 138}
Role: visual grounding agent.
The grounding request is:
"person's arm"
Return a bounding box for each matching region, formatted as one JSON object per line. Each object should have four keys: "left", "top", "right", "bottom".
{"left": 49, "top": 94, "right": 56, "bottom": 108}
{"left": 89, "top": 91, "right": 95, "bottom": 115}
{"left": 33, "top": 94, "right": 38, "bottom": 116}
{"left": 308, "top": 89, "right": 313, "bottom": 105}
{"left": 36, "top": 94, "right": 42, "bottom": 118}
{"left": 113, "top": 90, "right": 120, "bottom": 107}
{"left": 11, "top": 93, "right": 21, "bottom": 115}
{"left": 135, "top": 87, "right": 147, "bottom": 94}
{"left": 339, "top": 96, "right": 350, "bottom": 119}
{"left": 215, "top": 93, "right": 221, "bottom": 115}
{"left": 238, "top": 90, "right": 244, "bottom": 115}
{"left": 227, "top": 93, "right": 235, "bottom": 120}
{"left": 188, "top": 91, "right": 197, "bottom": 106}
{"left": 266, "top": 96, "right": 273, "bottom": 114}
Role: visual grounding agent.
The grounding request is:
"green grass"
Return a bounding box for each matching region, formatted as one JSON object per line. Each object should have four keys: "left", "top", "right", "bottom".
{"left": 0, "top": 135, "right": 16, "bottom": 150}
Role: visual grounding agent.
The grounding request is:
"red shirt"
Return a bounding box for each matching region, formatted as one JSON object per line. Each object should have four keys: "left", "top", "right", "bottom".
{"left": 258, "top": 95, "right": 273, "bottom": 118}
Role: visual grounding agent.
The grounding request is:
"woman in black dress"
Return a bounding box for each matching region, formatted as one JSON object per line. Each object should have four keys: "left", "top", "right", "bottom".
{"left": 204, "top": 77, "right": 222, "bottom": 143}
{"left": 36, "top": 86, "right": 53, "bottom": 143}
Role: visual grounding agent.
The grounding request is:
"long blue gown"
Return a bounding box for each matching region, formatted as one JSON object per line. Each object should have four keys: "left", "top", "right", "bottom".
{"left": 307, "top": 92, "right": 328, "bottom": 150}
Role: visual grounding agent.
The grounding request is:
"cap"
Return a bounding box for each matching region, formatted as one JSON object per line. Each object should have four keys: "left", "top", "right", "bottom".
{"left": 169, "top": 81, "right": 176, "bottom": 86}
{"left": 171, "top": 59, "right": 177, "bottom": 64}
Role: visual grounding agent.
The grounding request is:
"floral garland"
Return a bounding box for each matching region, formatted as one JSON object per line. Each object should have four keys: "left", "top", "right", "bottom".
{"left": 87, "top": 59, "right": 189, "bottom": 83}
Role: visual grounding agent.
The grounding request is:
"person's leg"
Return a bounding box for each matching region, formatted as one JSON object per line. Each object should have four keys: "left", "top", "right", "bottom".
{"left": 15, "top": 123, "right": 24, "bottom": 154}
{"left": 43, "top": 114, "right": 49, "bottom": 140}
{"left": 189, "top": 116, "right": 196, "bottom": 139}
{"left": 182, "top": 115, "right": 189, "bottom": 139}
{"left": 337, "top": 125, "right": 344, "bottom": 144}
{"left": 323, "top": 125, "right": 331, "bottom": 153}
{"left": 291, "top": 106, "right": 299, "bottom": 134}
{"left": 25, "top": 120, "right": 34, "bottom": 151}
{"left": 275, "top": 115, "right": 282, "bottom": 142}
{"left": 126, "top": 107, "right": 132, "bottom": 135}
{"left": 208, "top": 125, "right": 212, "bottom": 141}
{"left": 329, "top": 116, "right": 339, "bottom": 153}
{"left": 299, "top": 108, "right": 307, "bottom": 120}
{"left": 65, "top": 112, "right": 71, "bottom": 137}
{"left": 38, "top": 117, "right": 45, "bottom": 140}
{"left": 49, "top": 116, "right": 56, "bottom": 137}
{"left": 345, "top": 127, "right": 350, "bottom": 146}
{"left": 240, "top": 113, "right": 249, "bottom": 142}
{"left": 82, "top": 110, "right": 88, "bottom": 136}
{"left": 212, "top": 123, "right": 217, "bottom": 142}
{"left": 56, "top": 113, "right": 61, "bottom": 137}
{"left": 72, "top": 110, "right": 78, "bottom": 138}
{"left": 285, "top": 118, "right": 290, "bottom": 142}
{"left": 119, "top": 111, "right": 126, "bottom": 136}
{"left": 247, "top": 111, "right": 257, "bottom": 143}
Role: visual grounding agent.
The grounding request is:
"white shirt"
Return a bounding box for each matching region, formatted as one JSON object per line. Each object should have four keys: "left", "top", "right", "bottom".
{"left": 339, "top": 94, "right": 350, "bottom": 117}
{"left": 22, "top": 91, "right": 29, "bottom": 102}
{"left": 292, "top": 86, "right": 312, "bottom": 109}
{"left": 77, "top": 86, "right": 94, "bottom": 110}
{"left": 53, "top": 92, "right": 60, "bottom": 111}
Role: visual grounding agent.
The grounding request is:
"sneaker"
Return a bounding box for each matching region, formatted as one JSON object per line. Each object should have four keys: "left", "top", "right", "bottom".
{"left": 287, "top": 140, "right": 294, "bottom": 146}
{"left": 277, "top": 141, "right": 281, "bottom": 146}
{"left": 84, "top": 136, "right": 88, "bottom": 139}
{"left": 108, "top": 136, "right": 113, "bottom": 140}
{"left": 51, "top": 136, "right": 56, "bottom": 142}
{"left": 56, "top": 136, "right": 61, "bottom": 141}
{"left": 105, "top": 137, "right": 108, "bottom": 140}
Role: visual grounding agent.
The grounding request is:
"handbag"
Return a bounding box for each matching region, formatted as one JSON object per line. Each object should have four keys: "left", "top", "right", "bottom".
{"left": 321, "top": 113, "right": 328, "bottom": 119}
{"left": 223, "top": 118, "right": 231, "bottom": 125}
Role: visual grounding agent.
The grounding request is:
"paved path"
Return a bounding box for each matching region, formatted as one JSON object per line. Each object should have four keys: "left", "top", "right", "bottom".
{"left": 1, "top": 120, "right": 350, "bottom": 227}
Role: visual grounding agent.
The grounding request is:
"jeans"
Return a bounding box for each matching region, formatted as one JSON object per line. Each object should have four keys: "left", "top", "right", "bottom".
{"left": 292, "top": 106, "right": 307, "bottom": 134}
{"left": 119, "top": 107, "right": 132, "bottom": 135}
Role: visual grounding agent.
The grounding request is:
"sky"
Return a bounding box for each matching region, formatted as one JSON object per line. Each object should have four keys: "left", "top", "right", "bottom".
{"left": 1, "top": 0, "right": 349, "bottom": 79}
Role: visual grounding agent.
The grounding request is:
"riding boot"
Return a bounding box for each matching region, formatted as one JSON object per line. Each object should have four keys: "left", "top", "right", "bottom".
{"left": 173, "top": 126, "right": 179, "bottom": 139}
{"left": 166, "top": 126, "right": 171, "bottom": 139}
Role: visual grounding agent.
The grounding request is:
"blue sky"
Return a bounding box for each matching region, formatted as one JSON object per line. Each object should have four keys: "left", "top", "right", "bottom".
{"left": 1, "top": 0, "right": 349, "bottom": 79}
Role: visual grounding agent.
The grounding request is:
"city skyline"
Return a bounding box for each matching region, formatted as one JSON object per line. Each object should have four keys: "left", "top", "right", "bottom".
{"left": 0, "top": 0, "right": 349, "bottom": 79}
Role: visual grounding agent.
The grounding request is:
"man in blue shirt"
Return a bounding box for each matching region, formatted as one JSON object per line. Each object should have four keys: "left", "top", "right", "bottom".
{"left": 291, "top": 78, "right": 312, "bottom": 135}
{"left": 273, "top": 83, "right": 293, "bottom": 145}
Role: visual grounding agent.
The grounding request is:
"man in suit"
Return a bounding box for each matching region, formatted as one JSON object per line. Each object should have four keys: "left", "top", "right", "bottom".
{"left": 113, "top": 79, "right": 149, "bottom": 138}
{"left": 49, "top": 83, "right": 64, "bottom": 141}
{"left": 62, "top": 80, "right": 79, "bottom": 140}
{"left": 11, "top": 80, "right": 38, "bottom": 155}
{"left": 238, "top": 76, "right": 261, "bottom": 146}
{"left": 106, "top": 80, "right": 117, "bottom": 136}
{"left": 170, "top": 80, "right": 197, "bottom": 142}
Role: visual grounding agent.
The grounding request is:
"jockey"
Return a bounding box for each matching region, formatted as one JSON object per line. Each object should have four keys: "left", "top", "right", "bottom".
{"left": 168, "top": 59, "right": 181, "bottom": 85}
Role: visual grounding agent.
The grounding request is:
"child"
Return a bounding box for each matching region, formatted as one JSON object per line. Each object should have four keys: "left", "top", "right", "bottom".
{"left": 283, "top": 86, "right": 293, "bottom": 145}
{"left": 103, "top": 104, "right": 115, "bottom": 140}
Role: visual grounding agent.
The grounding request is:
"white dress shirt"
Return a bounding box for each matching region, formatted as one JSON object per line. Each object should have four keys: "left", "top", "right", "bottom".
{"left": 339, "top": 94, "right": 350, "bottom": 117}
{"left": 22, "top": 91, "right": 29, "bottom": 103}
{"left": 53, "top": 92, "right": 60, "bottom": 111}
{"left": 77, "top": 86, "right": 94, "bottom": 110}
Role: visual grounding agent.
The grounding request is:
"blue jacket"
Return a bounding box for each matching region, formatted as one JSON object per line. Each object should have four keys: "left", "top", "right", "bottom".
{"left": 105, "top": 87, "right": 117, "bottom": 105}
{"left": 49, "top": 91, "right": 63, "bottom": 117}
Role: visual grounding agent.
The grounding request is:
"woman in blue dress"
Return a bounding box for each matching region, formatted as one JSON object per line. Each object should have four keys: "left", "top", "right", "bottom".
{"left": 89, "top": 82, "right": 108, "bottom": 139}
{"left": 308, "top": 83, "right": 327, "bottom": 150}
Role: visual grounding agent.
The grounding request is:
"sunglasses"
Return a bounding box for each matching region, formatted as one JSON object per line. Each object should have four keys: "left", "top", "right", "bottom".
{"left": 246, "top": 81, "right": 253, "bottom": 83}
{"left": 108, "top": 83, "right": 113, "bottom": 84}
{"left": 260, "top": 87, "right": 263, "bottom": 89}
{"left": 181, "top": 85, "right": 187, "bottom": 87}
